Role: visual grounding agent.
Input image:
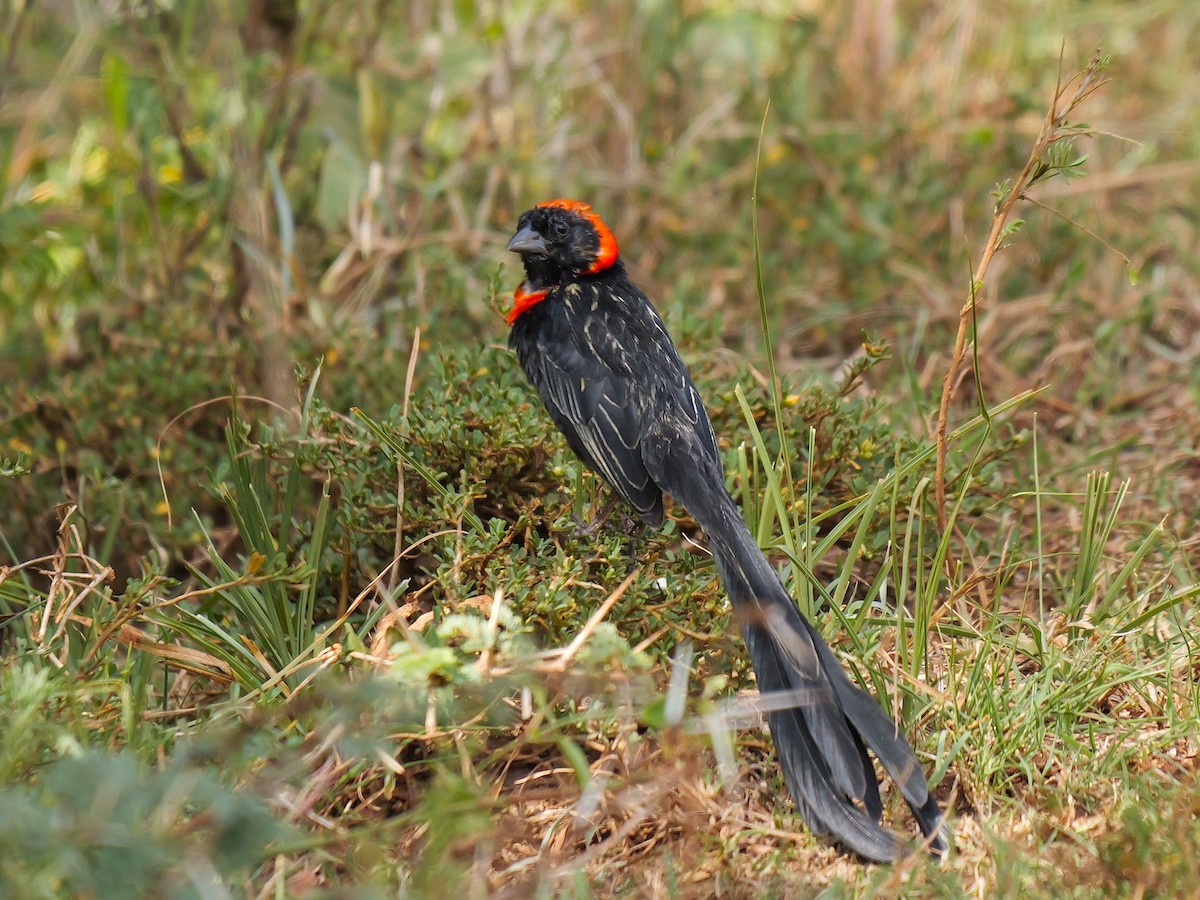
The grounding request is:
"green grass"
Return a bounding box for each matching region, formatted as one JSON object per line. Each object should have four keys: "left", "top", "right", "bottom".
{"left": 2, "top": 0, "right": 1199, "bottom": 896}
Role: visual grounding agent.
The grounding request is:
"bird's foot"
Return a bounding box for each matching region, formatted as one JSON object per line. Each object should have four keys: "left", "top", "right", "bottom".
{"left": 571, "top": 493, "right": 627, "bottom": 537}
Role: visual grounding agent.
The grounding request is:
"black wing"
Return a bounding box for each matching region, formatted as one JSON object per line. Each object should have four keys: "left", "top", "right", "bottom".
{"left": 516, "top": 318, "right": 665, "bottom": 525}
{"left": 608, "top": 284, "right": 722, "bottom": 471}
{"left": 510, "top": 275, "right": 721, "bottom": 527}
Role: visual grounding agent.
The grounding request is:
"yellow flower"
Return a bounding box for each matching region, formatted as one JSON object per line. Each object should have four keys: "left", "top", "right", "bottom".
{"left": 157, "top": 162, "right": 183, "bottom": 184}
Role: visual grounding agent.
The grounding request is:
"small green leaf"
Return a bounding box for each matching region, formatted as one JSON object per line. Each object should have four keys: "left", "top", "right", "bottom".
{"left": 556, "top": 736, "right": 592, "bottom": 788}
{"left": 101, "top": 52, "right": 128, "bottom": 134}
{"left": 640, "top": 696, "right": 667, "bottom": 730}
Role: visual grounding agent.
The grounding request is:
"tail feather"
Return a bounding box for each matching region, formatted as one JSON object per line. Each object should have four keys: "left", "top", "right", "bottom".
{"left": 808, "top": 629, "right": 949, "bottom": 851}
{"left": 642, "top": 439, "right": 947, "bottom": 860}
{"left": 744, "top": 618, "right": 901, "bottom": 862}
{"left": 720, "top": 554, "right": 936, "bottom": 864}
{"left": 737, "top": 588, "right": 878, "bottom": 811}
{"left": 709, "top": 497, "right": 946, "bottom": 860}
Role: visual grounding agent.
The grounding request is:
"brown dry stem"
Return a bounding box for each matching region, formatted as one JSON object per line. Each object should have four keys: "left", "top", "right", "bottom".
{"left": 934, "top": 49, "right": 1111, "bottom": 530}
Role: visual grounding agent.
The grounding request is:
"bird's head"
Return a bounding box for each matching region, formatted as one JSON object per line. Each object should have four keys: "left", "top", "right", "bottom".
{"left": 506, "top": 199, "right": 620, "bottom": 287}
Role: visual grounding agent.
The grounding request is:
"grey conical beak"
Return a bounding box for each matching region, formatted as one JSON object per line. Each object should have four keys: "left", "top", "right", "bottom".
{"left": 506, "top": 224, "right": 549, "bottom": 256}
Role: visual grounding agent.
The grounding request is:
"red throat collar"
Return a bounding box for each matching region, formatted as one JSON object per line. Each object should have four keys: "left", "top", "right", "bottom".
{"left": 506, "top": 282, "right": 550, "bottom": 325}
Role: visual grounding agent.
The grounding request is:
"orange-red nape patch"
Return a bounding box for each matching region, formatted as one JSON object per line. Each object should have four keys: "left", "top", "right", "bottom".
{"left": 536, "top": 198, "right": 619, "bottom": 274}
{"left": 506, "top": 283, "right": 550, "bottom": 325}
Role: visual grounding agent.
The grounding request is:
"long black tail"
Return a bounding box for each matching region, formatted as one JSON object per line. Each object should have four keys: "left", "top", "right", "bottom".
{"left": 674, "top": 473, "right": 947, "bottom": 860}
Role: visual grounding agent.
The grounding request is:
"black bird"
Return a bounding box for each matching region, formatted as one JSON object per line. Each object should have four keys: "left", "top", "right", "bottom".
{"left": 504, "top": 198, "right": 947, "bottom": 861}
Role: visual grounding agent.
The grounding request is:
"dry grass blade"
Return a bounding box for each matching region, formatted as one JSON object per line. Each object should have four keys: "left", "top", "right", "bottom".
{"left": 72, "top": 615, "right": 236, "bottom": 683}
{"left": 542, "top": 568, "right": 641, "bottom": 673}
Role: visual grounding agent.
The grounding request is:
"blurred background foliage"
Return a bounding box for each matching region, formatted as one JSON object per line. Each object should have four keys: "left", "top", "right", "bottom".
{"left": 3, "top": 0, "right": 1197, "bottom": 571}
{"left": 1, "top": 0, "right": 1199, "bottom": 895}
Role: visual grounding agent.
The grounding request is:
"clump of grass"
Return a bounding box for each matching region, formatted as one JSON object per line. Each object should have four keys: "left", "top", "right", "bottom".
{"left": 1, "top": 1, "right": 1199, "bottom": 896}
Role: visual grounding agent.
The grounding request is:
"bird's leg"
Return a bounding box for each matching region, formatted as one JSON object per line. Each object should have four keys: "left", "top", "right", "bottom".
{"left": 572, "top": 490, "right": 626, "bottom": 537}
{"left": 621, "top": 516, "right": 653, "bottom": 570}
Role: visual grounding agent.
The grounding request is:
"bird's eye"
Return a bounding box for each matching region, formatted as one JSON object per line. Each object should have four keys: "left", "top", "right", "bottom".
{"left": 552, "top": 219, "right": 569, "bottom": 237}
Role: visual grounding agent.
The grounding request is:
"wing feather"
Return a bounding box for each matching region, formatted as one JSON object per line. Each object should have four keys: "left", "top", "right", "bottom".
{"left": 526, "top": 333, "right": 663, "bottom": 524}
